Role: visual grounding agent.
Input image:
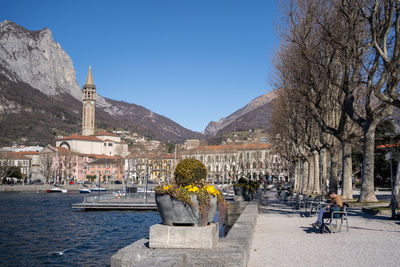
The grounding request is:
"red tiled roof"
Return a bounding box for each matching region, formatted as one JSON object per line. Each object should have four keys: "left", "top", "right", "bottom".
{"left": 93, "top": 131, "right": 119, "bottom": 137}
{"left": 15, "top": 151, "right": 39, "bottom": 155}
{"left": 0, "top": 151, "right": 30, "bottom": 160}
{"left": 128, "top": 153, "right": 179, "bottom": 160}
{"left": 190, "top": 144, "right": 270, "bottom": 151}
{"left": 47, "top": 146, "right": 79, "bottom": 156}
{"left": 85, "top": 154, "right": 122, "bottom": 160}
{"left": 57, "top": 134, "right": 102, "bottom": 142}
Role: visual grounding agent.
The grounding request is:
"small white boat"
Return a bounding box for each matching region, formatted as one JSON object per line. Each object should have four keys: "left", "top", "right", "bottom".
{"left": 79, "top": 189, "right": 91, "bottom": 194}
{"left": 90, "top": 187, "right": 106, "bottom": 192}
{"left": 47, "top": 187, "right": 67, "bottom": 193}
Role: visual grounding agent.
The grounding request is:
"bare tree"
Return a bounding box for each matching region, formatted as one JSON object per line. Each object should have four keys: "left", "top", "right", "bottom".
{"left": 274, "top": 0, "right": 399, "bottom": 202}
{"left": 40, "top": 153, "right": 54, "bottom": 184}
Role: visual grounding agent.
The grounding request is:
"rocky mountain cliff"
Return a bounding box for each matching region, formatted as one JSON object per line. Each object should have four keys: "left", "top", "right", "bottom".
{"left": 0, "top": 21, "right": 82, "bottom": 100}
{"left": 0, "top": 20, "right": 203, "bottom": 145}
{"left": 204, "top": 90, "right": 276, "bottom": 136}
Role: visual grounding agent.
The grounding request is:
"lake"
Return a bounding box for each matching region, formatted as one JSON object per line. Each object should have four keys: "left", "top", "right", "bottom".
{"left": 0, "top": 192, "right": 161, "bottom": 266}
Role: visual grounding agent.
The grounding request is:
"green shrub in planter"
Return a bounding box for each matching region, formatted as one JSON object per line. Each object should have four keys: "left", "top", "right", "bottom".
{"left": 174, "top": 158, "right": 207, "bottom": 187}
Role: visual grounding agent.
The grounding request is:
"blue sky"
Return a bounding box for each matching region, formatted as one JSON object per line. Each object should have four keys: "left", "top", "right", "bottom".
{"left": 2, "top": 0, "right": 280, "bottom": 132}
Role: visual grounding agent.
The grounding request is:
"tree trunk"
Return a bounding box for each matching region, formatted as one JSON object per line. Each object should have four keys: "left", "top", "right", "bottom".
{"left": 313, "top": 151, "right": 320, "bottom": 194}
{"left": 394, "top": 152, "right": 400, "bottom": 208}
{"left": 298, "top": 161, "right": 303, "bottom": 193}
{"left": 359, "top": 122, "right": 378, "bottom": 202}
{"left": 302, "top": 160, "right": 309, "bottom": 194}
{"left": 294, "top": 161, "right": 300, "bottom": 192}
{"left": 330, "top": 149, "right": 338, "bottom": 193}
{"left": 341, "top": 141, "right": 353, "bottom": 200}
{"left": 306, "top": 157, "right": 314, "bottom": 193}
{"left": 321, "top": 149, "right": 327, "bottom": 195}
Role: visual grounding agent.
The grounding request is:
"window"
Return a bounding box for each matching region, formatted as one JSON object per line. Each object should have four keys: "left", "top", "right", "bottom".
{"left": 104, "top": 143, "right": 106, "bottom": 146}
{"left": 108, "top": 143, "right": 113, "bottom": 146}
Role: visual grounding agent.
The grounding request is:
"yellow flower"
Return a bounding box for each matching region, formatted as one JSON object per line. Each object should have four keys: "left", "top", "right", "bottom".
{"left": 163, "top": 185, "right": 171, "bottom": 190}
{"left": 204, "top": 185, "right": 219, "bottom": 196}
{"left": 185, "top": 184, "right": 199, "bottom": 193}
{"left": 192, "top": 186, "right": 199, "bottom": 193}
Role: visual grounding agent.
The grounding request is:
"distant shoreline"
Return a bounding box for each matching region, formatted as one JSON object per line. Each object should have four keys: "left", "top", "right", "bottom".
{"left": 0, "top": 184, "right": 125, "bottom": 193}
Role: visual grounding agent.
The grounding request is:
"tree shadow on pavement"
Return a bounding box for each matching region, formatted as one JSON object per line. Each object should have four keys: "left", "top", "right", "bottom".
{"left": 348, "top": 226, "right": 400, "bottom": 233}
{"left": 259, "top": 196, "right": 301, "bottom": 216}
{"left": 258, "top": 191, "right": 317, "bottom": 218}
{"left": 347, "top": 209, "right": 400, "bottom": 222}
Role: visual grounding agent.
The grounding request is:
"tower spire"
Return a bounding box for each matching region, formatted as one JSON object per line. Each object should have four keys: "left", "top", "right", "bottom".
{"left": 82, "top": 65, "right": 96, "bottom": 136}
{"left": 85, "top": 65, "right": 94, "bottom": 85}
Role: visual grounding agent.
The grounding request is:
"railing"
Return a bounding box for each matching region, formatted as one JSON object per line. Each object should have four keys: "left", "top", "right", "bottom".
{"left": 83, "top": 185, "right": 157, "bottom": 203}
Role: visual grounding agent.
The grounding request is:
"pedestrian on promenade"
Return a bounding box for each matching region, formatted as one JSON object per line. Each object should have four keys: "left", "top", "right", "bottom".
{"left": 312, "top": 191, "right": 343, "bottom": 228}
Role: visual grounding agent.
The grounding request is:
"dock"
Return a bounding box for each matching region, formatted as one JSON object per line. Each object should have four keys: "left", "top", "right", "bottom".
{"left": 72, "top": 193, "right": 157, "bottom": 211}
{"left": 72, "top": 201, "right": 157, "bottom": 211}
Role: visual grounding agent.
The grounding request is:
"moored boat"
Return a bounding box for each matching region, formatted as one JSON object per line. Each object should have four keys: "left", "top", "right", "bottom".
{"left": 47, "top": 187, "right": 68, "bottom": 193}
{"left": 90, "top": 187, "right": 106, "bottom": 192}
{"left": 79, "top": 188, "right": 91, "bottom": 194}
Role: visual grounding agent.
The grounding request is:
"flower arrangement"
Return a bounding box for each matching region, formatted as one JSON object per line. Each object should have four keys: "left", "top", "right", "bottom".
{"left": 155, "top": 158, "right": 227, "bottom": 226}
{"left": 235, "top": 177, "right": 260, "bottom": 193}
{"left": 233, "top": 177, "right": 261, "bottom": 201}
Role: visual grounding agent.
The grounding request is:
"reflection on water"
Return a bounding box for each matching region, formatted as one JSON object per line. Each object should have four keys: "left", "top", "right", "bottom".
{"left": 0, "top": 192, "right": 161, "bottom": 267}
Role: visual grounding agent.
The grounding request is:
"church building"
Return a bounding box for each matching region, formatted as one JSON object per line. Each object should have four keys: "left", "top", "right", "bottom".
{"left": 56, "top": 66, "right": 129, "bottom": 157}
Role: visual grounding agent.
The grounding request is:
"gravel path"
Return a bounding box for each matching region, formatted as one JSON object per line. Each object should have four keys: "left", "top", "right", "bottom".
{"left": 248, "top": 190, "right": 400, "bottom": 267}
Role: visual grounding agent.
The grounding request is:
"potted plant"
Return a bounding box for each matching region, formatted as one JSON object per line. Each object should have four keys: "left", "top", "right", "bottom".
{"left": 155, "top": 158, "right": 226, "bottom": 226}
{"left": 233, "top": 177, "right": 258, "bottom": 201}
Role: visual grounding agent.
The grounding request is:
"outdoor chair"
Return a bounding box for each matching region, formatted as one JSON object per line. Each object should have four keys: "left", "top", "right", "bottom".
{"left": 304, "top": 196, "right": 317, "bottom": 213}
{"left": 297, "top": 195, "right": 311, "bottom": 210}
{"left": 307, "top": 196, "right": 325, "bottom": 216}
{"left": 324, "top": 203, "right": 349, "bottom": 233}
{"left": 294, "top": 194, "right": 308, "bottom": 210}
{"left": 286, "top": 193, "right": 297, "bottom": 204}
{"left": 292, "top": 194, "right": 302, "bottom": 209}
{"left": 287, "top": 193, "right": 299, "bottom": 206}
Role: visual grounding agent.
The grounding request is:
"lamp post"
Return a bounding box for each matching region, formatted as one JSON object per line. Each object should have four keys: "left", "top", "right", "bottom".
{"left": 388, "top": 151, "right": 395, "bottom": 218}
{"left": 145, "top": 160, "right": 152, "bottom": 203}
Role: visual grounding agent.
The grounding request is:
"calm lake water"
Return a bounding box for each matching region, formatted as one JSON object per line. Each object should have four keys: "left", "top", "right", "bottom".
{"left": 0, "top": 192, "right": 161, "bottom": 267}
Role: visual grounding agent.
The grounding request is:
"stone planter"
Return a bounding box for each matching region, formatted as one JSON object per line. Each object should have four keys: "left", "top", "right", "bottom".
{"left": 155, "top": 194, "right": 217, "bottom": 226}
{"left": 233, "top": 186, "right": 253, "bottom": 201}
{"left": 149, "top": 223, "right": 219, "bottom": 249}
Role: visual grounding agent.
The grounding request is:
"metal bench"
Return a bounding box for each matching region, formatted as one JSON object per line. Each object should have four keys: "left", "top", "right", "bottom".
{"left": 307, "top": 196, "right": 325, "bottom": 216}
{"left": 325, "top": 203, "right": 349, "bottom": 232}
{"left": 287, "top": 193, "right": 299, "bottom": 206}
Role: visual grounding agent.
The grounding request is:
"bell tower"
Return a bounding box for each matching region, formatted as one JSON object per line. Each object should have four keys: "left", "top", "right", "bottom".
{"left": 82, "top": 66, "right": 96, "bottom": 136}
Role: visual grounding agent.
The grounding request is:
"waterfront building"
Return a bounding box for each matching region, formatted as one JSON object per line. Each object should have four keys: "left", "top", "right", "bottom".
{"left": 15, "top": 151, "right": 40, "bottom": 181}
{"left": 40, "top": 145, "right": 126, "bottom": 183}
{"left": 125, "top": 153, "right": 180, "bottom": 184}
{"left": 86, "top": 157, "right": 124, "bottom": 183}
{"left": 182, "top": 144, "right": 287, "bottom": 183}
{"left": 0, "top": 151, "right": 31, "bottom": 182}
{"left": 56, "top": 131, "right": 129, "bottom": 157}
{"left": 39, "top": 146, "right": 91, "bottom": 183}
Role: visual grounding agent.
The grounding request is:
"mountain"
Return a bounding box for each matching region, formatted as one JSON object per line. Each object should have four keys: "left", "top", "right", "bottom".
{"left": 204, "top": 90, "right": 276, "bottom": 136}
{"left": 0, "top": 20, "right": 203, "bottom": 145}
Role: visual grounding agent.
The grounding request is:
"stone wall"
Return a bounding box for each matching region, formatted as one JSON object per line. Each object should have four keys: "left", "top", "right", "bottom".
{"left": 111, "top": 200, "right": 259, "bottom": 267}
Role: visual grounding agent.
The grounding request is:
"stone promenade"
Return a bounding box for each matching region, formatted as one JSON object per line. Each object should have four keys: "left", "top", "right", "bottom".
{"left": 248, "top": 190, "right": 400, "bottom": 267}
